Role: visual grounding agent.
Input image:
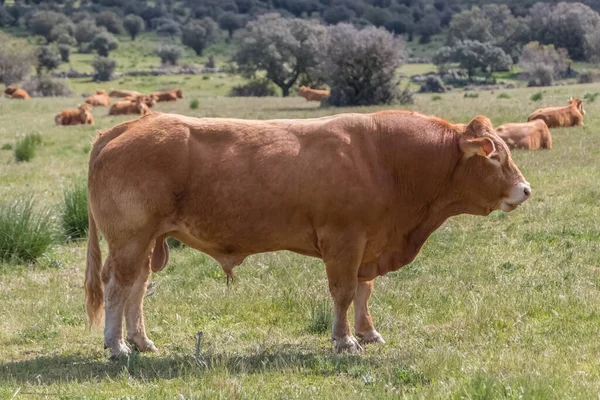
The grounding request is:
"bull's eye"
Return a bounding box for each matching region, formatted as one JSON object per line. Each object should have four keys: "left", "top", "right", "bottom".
{"left": 491, "top": 154, "right": 501, "bottom": 162}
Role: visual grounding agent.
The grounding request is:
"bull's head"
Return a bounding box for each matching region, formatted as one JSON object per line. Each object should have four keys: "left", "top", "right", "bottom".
{"left": 569, "top": 97, "right": 585, "bottom": 115}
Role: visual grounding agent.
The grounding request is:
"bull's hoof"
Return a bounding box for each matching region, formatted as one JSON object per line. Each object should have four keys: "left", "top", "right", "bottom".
{"left": 357, "top": 330, "right": 385, "bottom": 344}
{"left": 108, "top": 341, "right": 132, "bottom": 360}
{"left": 127, "top": 336, "right": 159, "bottom": 353}
{"left": 334, "top": 335, "right": 363, "bottom": 353}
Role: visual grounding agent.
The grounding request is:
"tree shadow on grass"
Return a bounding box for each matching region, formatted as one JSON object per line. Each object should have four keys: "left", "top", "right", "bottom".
{"left": 0, "top": 344, "right": 381, "bottom": 385}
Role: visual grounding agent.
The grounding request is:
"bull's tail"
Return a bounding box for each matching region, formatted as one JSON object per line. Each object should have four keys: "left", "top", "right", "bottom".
{"left": 85, "top": 203, "right": 104, "bottom": 327}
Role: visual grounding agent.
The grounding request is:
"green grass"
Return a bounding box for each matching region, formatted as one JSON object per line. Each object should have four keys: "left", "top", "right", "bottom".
{"left": 531, "top": 91, "right": 544, "bottom": 101}
{"left": 497, "top": 92, "right": 511, "bottom": 99}
{"left": 463, "top": 92, "right": 479, "bottom": 98}
{"left": 189, "top": 99, "right": 199, "bottom": 109}
{"left": 431, "top": 95, "right": 442, "bottom": 101}
{"left": 61, "top": 181, "right": 88, "bottom": 241}
{"left": 1, "top": 81, "right": 600, "bottom": 398}
{"left": 13, "top": 132, "right": 41, "bottom": 162}
{"left": 0, "top": 197, "right": 54, "bottom": 264}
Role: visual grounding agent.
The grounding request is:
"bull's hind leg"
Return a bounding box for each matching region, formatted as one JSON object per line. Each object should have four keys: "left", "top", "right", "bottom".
{"left": 323, "top": 233, "right": 366, "bottom": 353}
{"left": 124, "top": 252, "right": 158, "bottom": 353}
{"left": 103, "top": 240, "right": 152, "bottom": 359}
{"left": 354, "top": 279, "right": 385, "bottom": 344}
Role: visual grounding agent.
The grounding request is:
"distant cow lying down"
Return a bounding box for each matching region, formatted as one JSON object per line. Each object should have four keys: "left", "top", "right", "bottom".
{"left": 55, "top": 104, "right": 94, "bottom": 126}
{"left": 298, "top": 85, "right": 330, "bottom": 101}
{"left": 86, "top": 90, "right": 111, "bottom": 106}
{"left": 86, "top": 111, "right": 531, "bottom": 359}
{"left": 4, "top": 86, "right": 30, "bottom": 99}
{"left": 108, "top": 96, "right": 151, "bottom": 116}
{"left": 150, "top": 89, "right": 183, "bottom": 102}
{"left": 527, "top": 98, "right": 585, "bottom": 128}
{"left": 124, "top": 94, "right": 157, "bottom": 108}
{"left": 496, "top": 120, "right": 552, "bottom": 151}
{"left": 108, "top": 89, "right": 142, "bottom": 98}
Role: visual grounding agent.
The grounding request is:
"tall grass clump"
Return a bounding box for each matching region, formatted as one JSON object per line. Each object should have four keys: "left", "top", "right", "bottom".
{"left": 0, "top": 198, "right": 54, "bottom": 264}
{"left": 463, "top": 92, "right": 479, "bottom": 98}
{"left": 61, "top": 182, "right": 88, "bottom": 241}
{"left": 14, "top": 132, "right": 42, "bottom": 162}
{"left": 497, "top": 93, "right": 511, "bottom": 99}
{"left": 307, "top": 299, "right": 333, "bottom": 334}
{"left": 189, "top": 99, "right": 199, "bottom": 109}
{"left": 531, "top": 91, "right": 543, "bottom": 101}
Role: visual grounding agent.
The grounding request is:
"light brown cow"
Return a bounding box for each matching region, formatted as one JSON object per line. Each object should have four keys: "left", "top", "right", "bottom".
{"left": 108, "top": 89, "right": 143, "bottom": 98}
{"left": 86, "top": 90, "right": 111, "bottom": 106}
{"left": 527, "top": 98, "right": 585, "bottom": 128}
{"left": 124, "top": 94, "right": 157, "bottom": 108}
{"left": 150, "top": 89, "right": 183, "bottom": 102}
{"left": 496, "top": 120, "right": 552, "bottom": 150}
{"left": 55, "top": 103, "right": 94, "bottom": 125}
{"left": 108, "top": 96, "right": 150, "bottom": 116}
{"left": 86, "top": 111, "right": 531, "bottom": 358}
{"left": 4, "top": 86, "right": 31, "bottom": 99}
{"left": 298, "top": 85, "right": 330, "bottom": 101}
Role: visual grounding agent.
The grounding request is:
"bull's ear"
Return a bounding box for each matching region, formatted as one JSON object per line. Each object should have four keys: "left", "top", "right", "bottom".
{"left": 461, "top": 137, "right": 496, "bottom": 159}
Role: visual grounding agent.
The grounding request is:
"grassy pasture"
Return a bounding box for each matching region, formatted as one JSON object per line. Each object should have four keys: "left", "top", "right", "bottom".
{"left": 0, "top": 82, "right": 600, "bottom": 399}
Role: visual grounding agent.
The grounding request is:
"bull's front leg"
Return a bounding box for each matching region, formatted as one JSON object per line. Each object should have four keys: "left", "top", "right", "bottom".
{"left": 323, "top": 233, "right": 366, "bottom": 353}
{"left": 354, "top": 279, "right": 385, "bottom": 344}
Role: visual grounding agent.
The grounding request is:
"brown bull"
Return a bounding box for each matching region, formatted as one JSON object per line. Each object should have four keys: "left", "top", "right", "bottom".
{"left": 86, "top": 90, "right": 111, "bottom": 106}
{"left": 55, "top": 103, "right": 94, "bottom": 125}
{"left": 124, "top": 94, "right": 157, "bottom": 108}
{"left": 527, "top": 98, "right": 585, "bottom": 128}
{"left": 298, "top": 85, "right": 330, "bottom": 101}
{"left": 4, "top": 86, "right": 30, "bottom": 99}
{"left": 496, "top": 120, "right": 552, "bottom": 150}
{"left": 108, "top": 89, "right": 142, "bottom": 98}
{"left": 108, "top": 96, "right": 150, "bottom": 116}
{"left": 150, "top": 89, "right": 183, "bottom": 102}
{"left": 86, "top": 111, "right": 531, "bottom": 358}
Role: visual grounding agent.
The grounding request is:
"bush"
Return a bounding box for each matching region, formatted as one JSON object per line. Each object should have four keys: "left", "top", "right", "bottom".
{"left": 519, "top": 42, "right": 570, "bottom": 87}
{"left": 75, "top": 19, "right": 103, "bottom": 44}
{"left": 0, "top": 34, "right": 36, "bottom": 85}
{"left": 432, "top": 95, "right": 442, "bottom": 101}
{"left": 531, "top": 91, "right": 543, "bottom": 101}
{"left": 579, "top": 71, "right": 600, "bottom": 84}
{"left": 229, "top": 79, "right": 277, "bottom": 97}
{"left": 156, "top": 44, "right": 183, "bottom": 66}
{"left": 497, "top": 93, "right": 511, "bottom": 99}
{"left": 96, "top": 11, "right": 123, "bottom": 35}
{"left": 28, "top": 11, "right": 69, "bottom": 42}
{"left": 61, "top": 182, "right": 88, "bottom": 241}
{"left": 205, "top": 55, "right": 215, "bottom": 69}
{"left": 92, "top": 56, "right": 117, "bottom": 82}
{"left": 124, "top": 14, "right": 145, "bottom": 41}
{"left": 21, "top": 74, "right": 72, "bottom": 97}
{"left": 58, "top": 44, "right": 70, "bottom": 62}
{"left": 420, "top": 76, "right": 446, "bottom": 93}
{"left": 307, "top": 300, "right": 333, "bottom": 334}
{"left": 0, "top": 198, "right": 54, "bottom": 264}
{"left": 14, "top": 133, "right": 42, "bottom": 162}
{"left": 90, "top": 32, "right": 119, "bottom": 57}
{"left": 464, "top": 92, "right": 480, "bottom": 98}
{"left": 37, "top": 45, "right": 61, "bottom": 74}
{"left": 182, "top": 18, "right": 219, "bottom": 56}
{"left": 1, "top": 143, "right": 12, "bottom": 150}
{"left": 189, "top": 99, "right": 199, "bottom": 109}
{"left": 323, "top": 24, "right": 405, "bottom": 106}
{"left": 584, "top": 92, "right": 600, "bottom": 103}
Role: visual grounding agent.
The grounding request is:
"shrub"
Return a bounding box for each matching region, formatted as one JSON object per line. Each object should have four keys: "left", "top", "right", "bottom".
{"left": 189, "top": 99, "right": 199, "bottom": 109}
{"left": 0, "top": 198, "right": 54, "bottom": 264}
{"left": 21, "top": 74, "right": 72, "bottom": 97}
{"left": 584, "top": 92, "right": 599, "bottom": 103}
{"left": 96, "top": 11, "right": 123, "bottom": 35}
{"left": 90, "top": 32, "right": 119, "bottom": 57}
{"left": 27, "top": 11, "right": 69, "bottom": 42}
{"left": 579, "top": 71, "right": 600, "bottom": 84}
{"left": 61, "top": 182, "right": 88, "bottom": 241}
{"left": 205, "top": 55, "right": 215, "bottom": 69}
{"left": 519, "top": 42, "right": 570, "bottom": 87}
{"left": 182, "top": 18, "right": 219, "bottom": 56}
{"left": 307, "top": 300, "right": 333, "bottom": 334}
{"left": 0, "top": 33, "right": 36, "bottom": 85}
{"left": 75, "top": 19, "right": 103, "bottom": 44}
{"left": 92, "top": 56, "right": 117, "bottom": 82}
{"left": 58, "top": 44, "right": 70, "bottom": 62}
{"left": 323, "top": 24, "right": 405, "bottom": 106}
{"left": 398, "top": 84, "right": 415, "bottom": 105}
{"left": 1, "top": 143, "right": 12, "bottom": 150}
{"left": 464, "top": 92, "right": 480, "bottom": 98}
{"left": 497, "top": 93, "right": 511, "bottom": 99}
{"left": 156, "top": 44, "right": 183, "bottom": 66}
{"left": 124, "top": 14, "right": 145, "bottom": 41}
{"left": 420, "top": 76, "right": 446, "bottom": 93}
{"left": 37, "top": 45, "right": 62, "bottom": 74}
{"left": 14, "top": 132, "right": 41, "bottom": 162}
{"left": 432, "top": 95, "right": 442, "bottom": 101}
{"left": 531, "top": 91, "right": 543, "bottom": 101}
{"left": 229, "top": 79, "right": 277, "bottom": 97}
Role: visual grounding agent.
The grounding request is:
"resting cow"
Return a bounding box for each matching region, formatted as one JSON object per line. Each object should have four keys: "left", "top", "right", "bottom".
{"left": 108, "top": 89, "right": 142, "bottom": 98}
{"left": 55, "top": 104, "right": 94, "bottom": 125}
{"left": 86, "top": 90, "right": 111, "bottom": 107}
{"left": 496, "top": 120, "right": 552, "bottom": 150}
{"left": 108, "top": 96, "right": 150, "bottom": 116}
{"left": 86, "top": 111, "right": 531, "bottom": 358}
{"left": 150, "top": 89, "right": 183, "bottom": 102}
{"left": 527, "top": 98, "right": 585, "bottom": 128}
{"left": 124, "top": 94, "right": 157, "bottom": 108}
{"left": 4, "top": 86, "right": 30, "bottom": 99}
{"left": 298, "top": 85, "right": 330, "bottom": 101}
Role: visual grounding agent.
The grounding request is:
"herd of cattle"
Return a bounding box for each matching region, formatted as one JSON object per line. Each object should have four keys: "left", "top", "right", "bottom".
{"left": 3, "top": 85, "right": 184, "bottom": 126}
